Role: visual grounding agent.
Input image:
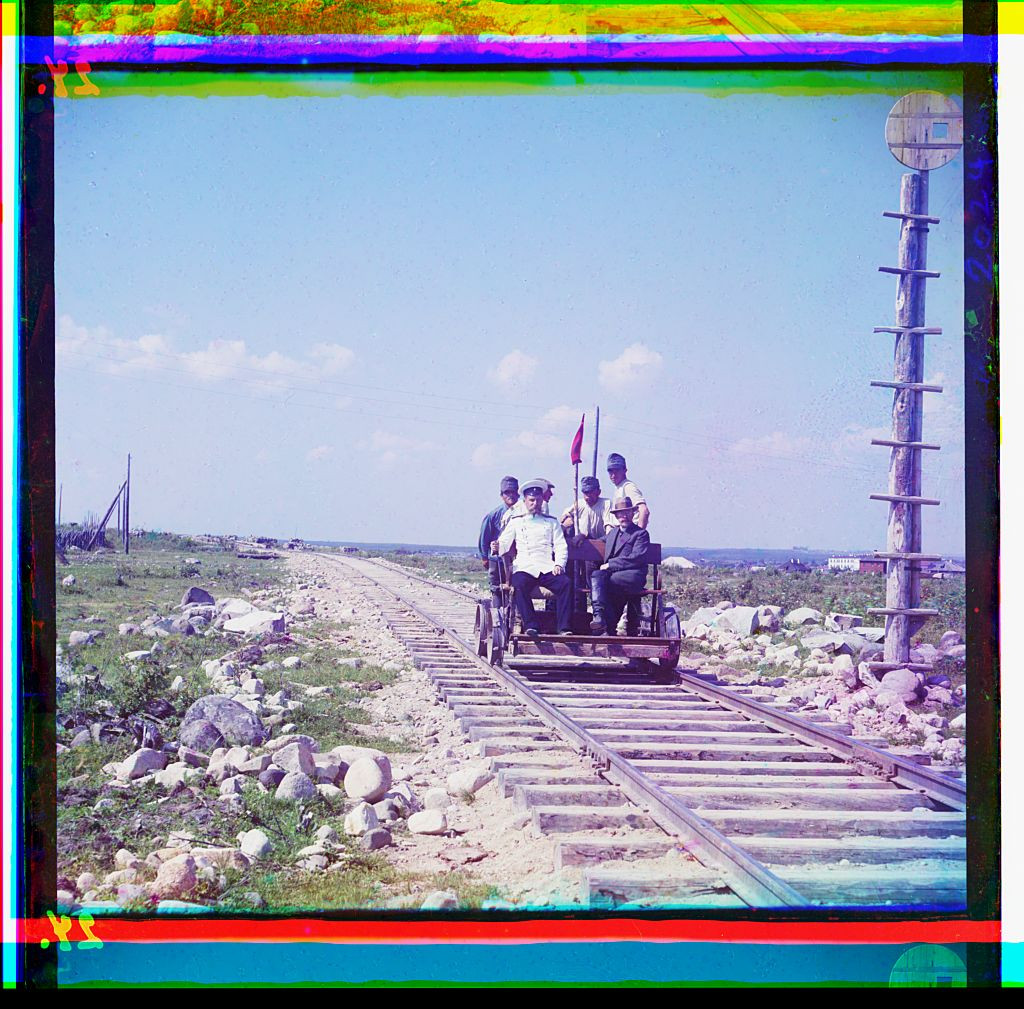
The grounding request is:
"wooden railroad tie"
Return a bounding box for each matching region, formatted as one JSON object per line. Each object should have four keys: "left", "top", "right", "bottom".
{"left": 870, "top": 493, "right": 940, "bottom": 506}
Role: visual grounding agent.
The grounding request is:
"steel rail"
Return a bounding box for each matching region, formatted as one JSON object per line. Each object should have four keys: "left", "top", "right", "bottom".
{"left": 327, "top": 554, "right": 812, "bottom": 909}
{"left": 677, "top": 673, "right": 966, "bottom": 812}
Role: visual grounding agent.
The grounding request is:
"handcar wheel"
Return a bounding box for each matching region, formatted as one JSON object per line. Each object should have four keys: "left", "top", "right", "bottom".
{"left": 658, "top": 608, "right": 681, "bottom": 671}
{"left": 487, "top": 623, "right": 504, "bottom": 667}
{"left": 476, "top": 603, "right": 492, "bottom": 658}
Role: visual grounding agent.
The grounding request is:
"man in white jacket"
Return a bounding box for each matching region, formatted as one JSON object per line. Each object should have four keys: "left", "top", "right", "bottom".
{"left": 497, "top": 479, "right": 572, "bottom": 637}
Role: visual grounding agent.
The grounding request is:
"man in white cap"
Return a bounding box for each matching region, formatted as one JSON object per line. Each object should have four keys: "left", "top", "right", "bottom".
{"left": 496, "top": 479, "right": 572, "bottom": 637}
{"left": 501, "top": 477, "right": 555, "bottom": 528}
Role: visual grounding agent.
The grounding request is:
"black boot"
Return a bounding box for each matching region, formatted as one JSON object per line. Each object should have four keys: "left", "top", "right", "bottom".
{"left": 590, "top": 610, "right": 607, "bottom": 635}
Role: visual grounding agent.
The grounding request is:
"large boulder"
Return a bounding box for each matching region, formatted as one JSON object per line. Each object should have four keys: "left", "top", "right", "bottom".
{"left": 179, "top": 719, "right": 226, "bottom": 753}
{"left": 181, "top": 587, "right": 215, "bottom": 606}
{"left": 275, "top": 771, "right": 316, "bottom": 802}
{"left": 218, "top": 598, "right": 254, "bottom": 617}
{"left": 273, "top": 741, "right": 315, "bottom": 777}
{"left": 713, "top": 606, "right": 759, "bottom": 637}
{"left": 344, "top": 756, "right": 392, "bottom": 803}
{"left": 826, "top": 612, "right": 863, "bottom": 632}
{"left": 181, "top": 695, "right": 267, "bottom": 747}
{"left": 784, "top": 607, "right": 822, "bottom": 628}
{"left": 117, "top": 747, "right": 168, "bottom": 780}
{"left": 152, "top": 855, "right": 197, "bottom": 900}
{"left": 683, "top": 607, "right": 720, "bottom": 637}
{"left": 223, "top": 611, "right": 286, "bottom": 636}
{"left": 879, "top": 667, "right": 921, "bottom": 703}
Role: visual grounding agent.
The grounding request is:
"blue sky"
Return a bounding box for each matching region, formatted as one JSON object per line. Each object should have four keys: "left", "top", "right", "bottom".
{"left": 54, "top": 73, "right": 966, "bottom": 553}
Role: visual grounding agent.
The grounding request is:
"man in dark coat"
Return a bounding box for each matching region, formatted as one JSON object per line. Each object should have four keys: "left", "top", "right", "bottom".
{"left": 478, "top": 476, "right": 518, "bottom": 609}
{"left": 589, "top": 497, "right": 650, "bottom": 636}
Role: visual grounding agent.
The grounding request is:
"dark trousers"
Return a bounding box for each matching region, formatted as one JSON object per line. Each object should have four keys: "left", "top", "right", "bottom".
{"left": 591, "top": 569, "right": 644, "bottom": 635}
{"left": 510, "top": 570, "right": 572, "bottom": 633}
{"left": 487, "top": 557, "right": 503, "bottom": 609}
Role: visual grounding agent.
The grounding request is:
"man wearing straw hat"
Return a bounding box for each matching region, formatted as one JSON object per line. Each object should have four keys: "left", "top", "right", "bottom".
{"left": 589, "top": 496, "right": 650, "bottom": 636}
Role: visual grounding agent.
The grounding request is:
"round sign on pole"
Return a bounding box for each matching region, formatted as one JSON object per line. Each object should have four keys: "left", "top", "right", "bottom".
{"left": 885, "top": 91, "right": 963, "bottom": 170}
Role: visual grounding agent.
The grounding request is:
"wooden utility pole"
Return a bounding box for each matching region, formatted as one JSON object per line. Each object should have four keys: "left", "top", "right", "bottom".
{"left": 867, "top": 92, "right": 963, "bottom": 674}
{"left": 125, "top": 453, "right": 131, "bottom": 554}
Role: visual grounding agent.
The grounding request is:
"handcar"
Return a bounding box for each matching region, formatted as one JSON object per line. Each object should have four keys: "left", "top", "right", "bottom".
{"left": 474, "top": 537, "right": 682, "bottom": 677}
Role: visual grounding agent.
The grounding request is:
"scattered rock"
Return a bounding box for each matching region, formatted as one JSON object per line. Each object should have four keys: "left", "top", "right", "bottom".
{"left": 360, "top": 828, "right": 393, "bottom": 851}
{"left": 274, "top": 741, "right": 315, "bottom": 778}
{"left": 117, "top": 747, "right": 168, "bottom": 780}
{"left": 281, "top": 656, "right": 302, "bottom": 669}
{"left": 259, "top": 768, "right": 286, "bottom": 790}
{"left": 68, "top": 630, "right": 100, "bottom": 648}
{"left": 275, "top": 771, "right": 316, "bottom": 801}
{"left": 714, "top": 606, "right": 759, "bottom": 637}
{"left": 344, "top": 802, "right": 380, "bottom": 835}
{"left": 423, "top": 787, "right": 451, "bottom": 810}
{"left": 344, "top": 756, "right": 392, "bottom": 803}
{"left": 447, "top": 767, "right": 494, "bottom": 796}
{"left": 152, "top": 855, "right": 197, "bottom": 900}
{"left": 223, "top": 610, "right": 287, "bottom": 635}
{"left": 826, "top": 612, "right": 863, "bottom": 632}
{"left": 420, "top": 890, "right": 458, "bottom": 910}
{"left": 62, "top": 575, "right": 76, "bottom": 587}
{"left": 181, "top": 587, "right": 215, "bottom": 606}
{"left": 239, "top": 829, "right": 272, "bottom": 860}
{"left": 784, "top": 607, "right": 822, "bottom": 628}
{"left": 939, "top": 631, "right": 963, "bottom": 650}
{"left": 408, "top": 810, "right": 448, "bottom": 835}
{"left": 181, "top": 695, "right": 267, "bottom": 747}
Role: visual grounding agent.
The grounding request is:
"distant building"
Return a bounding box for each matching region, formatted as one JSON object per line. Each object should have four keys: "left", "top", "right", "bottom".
{"left": 662, "top": 556, "right": 698, "bottom": 570}
{"left": 782, "top": 558, "right": 811, "bottom": 573}
{"left": 930, "top": 559, "right": 966, "bottom": 579}
{"left": 828, "top": 556, "right": 860, "bottom": 572}
{"left": 828, "top": 555, "right": 885, "bottom": 574}
{"left": 859, "top": 559, "right": 886, "bottom": 575}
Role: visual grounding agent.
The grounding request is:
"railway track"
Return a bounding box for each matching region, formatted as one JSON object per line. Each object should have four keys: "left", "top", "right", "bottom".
{"left": 318, "top": 552, "right": 967, "bottom": 911}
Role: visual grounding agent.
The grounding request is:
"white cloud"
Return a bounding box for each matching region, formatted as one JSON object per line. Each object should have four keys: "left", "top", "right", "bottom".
{"left": 598, "top": 343, "right": 663, "bottom": 393}
{"left": 305, "top": 445, "right": 333, "bottom": 462}
{"left": 309, "top": 343, "right": 356, "bottom": 375}
{"left": 472, "top": 443, "right": 498, "bottom": 470}
{"left": 56, "top": 314, "right": 355, "bottom": 391}
{"left": 487, "top": 350, "right": 538, "bottom": 388}
{"left": 358, "top": 430, "right": 439, "bottom": 469}
{"left": 537, "top": 405, "right": 584, "bottom": 432}
{"left": 511, "top": 430, "right": 564, "bottom": 459}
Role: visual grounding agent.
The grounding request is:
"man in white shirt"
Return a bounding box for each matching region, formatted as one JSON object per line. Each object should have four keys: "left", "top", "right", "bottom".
{"left": 606, "top": 453, "right": 649, "bottom": 530}
{"left": 496, "top": 479, "right": 572, "bottom": 637}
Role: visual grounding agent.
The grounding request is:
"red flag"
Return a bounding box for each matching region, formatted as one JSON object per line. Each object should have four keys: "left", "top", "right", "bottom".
{"left": 570, "top": 414, "right": 585, "bottom": 465}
